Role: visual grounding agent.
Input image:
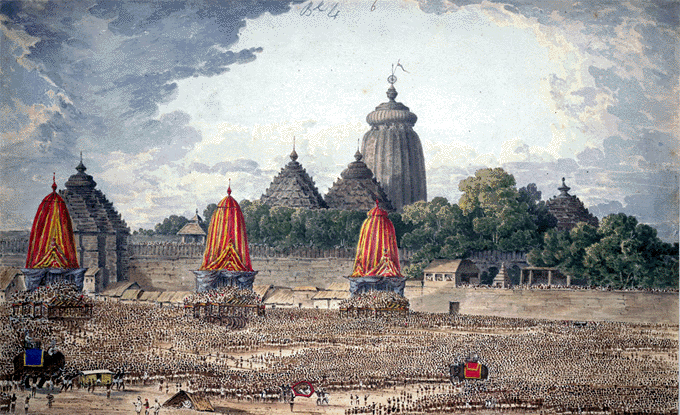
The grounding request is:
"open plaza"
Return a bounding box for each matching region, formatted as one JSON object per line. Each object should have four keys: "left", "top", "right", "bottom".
{"left": 2, "top": 298, "right": 678, "bottom": 414}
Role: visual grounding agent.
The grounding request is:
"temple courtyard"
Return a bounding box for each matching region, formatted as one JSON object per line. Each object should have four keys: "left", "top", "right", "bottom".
{"left": 2, "top": 300, "right": 678, "bottom": 414}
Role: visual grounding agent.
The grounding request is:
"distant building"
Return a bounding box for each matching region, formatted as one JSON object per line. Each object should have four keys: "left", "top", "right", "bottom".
{"left": 361, "top": 78, "right": 426, "bottom": 211}
{"left": 261, "top": 147, "right": 327, "bottom": 209}
{"left": 61, "top": 157, "right": 130, "bottom": 288}
{"left": 325, "top": 150, "right": 394, "bottom": 212}
{"left": 177, "top": 211, "right": 206, "bottom": 244}
{"left": 546, "top": 178, "right": 599, "bottom": 232}
{"left": 0, "top": 267, "right": 24, "bottom": 302}
{"left": 423, "top": 259, "right": 480, "bottom": 286}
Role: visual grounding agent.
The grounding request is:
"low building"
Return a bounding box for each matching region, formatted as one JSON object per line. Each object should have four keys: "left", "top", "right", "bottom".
{"left": 292, "top": 286, "right": 320, "bottom": 308}
{"left": 177, "top": 211, "right": 206, "bottom": 244}
{"left": 423, "top": 259, "right": 480, "bottom": 285}
{"left": 101, "top": 281, "right": 141, "bottom": 300}
{"left": 312, "top": 290, "right": 350, "bottom": 309}
{"left": 520, "top": 267, "right": 575, "bottom": 286}
{"left": 263, "top": 287, "right": 295, "bottom": 309}
{"left": 120, "top": 288, "right": 144, "bottom": 302}
{"left": 83, "top": 267, "right": 101, "bottom": 295}
{"left": 0, "top": 267, "right": 24, "bottom": 303}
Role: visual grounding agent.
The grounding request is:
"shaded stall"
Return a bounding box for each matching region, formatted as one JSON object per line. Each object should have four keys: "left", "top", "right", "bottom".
{"left": 163, "top": 390, "right": 214, "bottom": 412}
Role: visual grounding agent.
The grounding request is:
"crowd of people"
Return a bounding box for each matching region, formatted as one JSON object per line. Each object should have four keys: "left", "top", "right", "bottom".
{"left": 0, "top": 287, "right": 677, "bottom": 414}
{"left": 339, "top": 291, "right": 410, "bottom": 311}
{"left": 9, "top": 282, "right": 92, "bottom": 305}
{"left": 183, "top": 287, "right": 263, "bottom": 306}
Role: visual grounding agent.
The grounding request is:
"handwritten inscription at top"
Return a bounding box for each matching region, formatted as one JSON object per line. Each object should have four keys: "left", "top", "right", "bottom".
{"left": 300, "top": 1, "right": 340, "bottom": 19}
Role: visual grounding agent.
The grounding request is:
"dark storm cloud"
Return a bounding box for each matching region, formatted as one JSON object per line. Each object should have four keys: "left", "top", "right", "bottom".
{"left": 0, "top": 0, "right": 300, "bottom": 229}
{"left": 1, "top": 0, "right": 298, "bottom": 151}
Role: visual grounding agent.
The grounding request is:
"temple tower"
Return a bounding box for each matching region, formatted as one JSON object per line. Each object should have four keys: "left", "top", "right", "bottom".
{"left": 60, "top": 157, "right": 130, "bottom": 290}
{"left": 361, "top": 76, "right": 426, "bottom": 211}
{"left": 261, "top": 146, "right": 327, "bottom": 209}
{"left": 546, "top": 178, "right": 599, "bottom": 232}
{"left": 325, "top": 149, "right": 394, "bottom": 212}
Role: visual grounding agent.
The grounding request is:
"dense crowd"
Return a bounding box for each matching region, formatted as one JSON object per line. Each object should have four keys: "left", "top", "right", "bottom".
{"left": 183, "top": 287, "right": 263, "bottom": 306}
{"left": 9, "top": 282, "right": 92, "bottom": 305}
{"left": 0, "top": 290, "right": 677, "bottom": 414}
{"left": 339, "top": 291, "right": 410, "bottom": 310}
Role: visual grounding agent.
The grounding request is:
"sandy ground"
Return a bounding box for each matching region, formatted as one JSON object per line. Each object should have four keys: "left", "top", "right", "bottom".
{"left": 7, "top": 382, "right": 471, "bottom": 415}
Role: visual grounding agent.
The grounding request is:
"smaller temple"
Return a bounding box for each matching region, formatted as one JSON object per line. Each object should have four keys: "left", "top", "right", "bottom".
{"left": 346, "top": 201, "right": 406, "bottom": 297}
{"left": 325, "top": 149, "right": 394, "bottom": 211}
{"left": 492, "top": 263, "right": 511, "bottom": 288}
{"left": 177, "top": 211, "right": 206, "bottom": 243}
{"left": 22, "top": 175, "right": 87, "bottom": 291}
{"left": 260, "top": 144, "right": 327, "bottom": 209}
{"left": 546, "top": 178, "right": 599, "bottom": 232}
{"left": 193, "top": 185, "right": 257, "bottom": 292}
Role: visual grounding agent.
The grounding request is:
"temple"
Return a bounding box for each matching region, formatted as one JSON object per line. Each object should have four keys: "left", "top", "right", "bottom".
{"left": 22, "top": 175, "right": 87, "bottom": 291}
{"left": 325, "top": 149, "right": 393, "bottom": 211}
{"left": 546, "top": 178, "right": 599, "bottom": 232}
{"left": 193, "top": 185, "right": 257, "bottom": 291}
{"left": 261, "top": 146, "right": 327, "bottom": 209}
{"left": 346, "top": 201, "right": 406, "bottom": 296}
{"left": 60, "top": 156, "right": 130, "bottom": 290}
{"left": 360, "top": 76, "right": 426, "bottom": 211}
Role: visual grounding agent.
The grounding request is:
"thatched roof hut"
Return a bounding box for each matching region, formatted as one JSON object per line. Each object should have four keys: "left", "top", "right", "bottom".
{"left": 163, "top": 390, "right": 214, "bottom": 412}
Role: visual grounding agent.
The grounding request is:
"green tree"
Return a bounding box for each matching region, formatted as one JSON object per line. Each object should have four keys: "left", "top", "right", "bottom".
{"left": 202, "top": 203, "right": 218, "bottom": 230}
{"left": 459, "top": 168, "right": 543, "bottom": 250}
{"left": 584, "top": 213, "right": 676, "bottom": 289}
{"left": 133, "top": 228, "right": 155, "bottom": 236}
{"left": 154, "top": 215, "right": 190, "bottom": 235}
{"left": 240, "top": 200, "right": 270, "bottom": 244}
{"left": 518, "top": 183, "right": 557, "bottom": 234}
{"left": 529, "top": 213, "right": 677, "bottom": 289}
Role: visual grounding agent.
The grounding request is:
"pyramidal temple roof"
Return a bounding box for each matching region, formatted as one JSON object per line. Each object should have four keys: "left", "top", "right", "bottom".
{"left": 325, "top": 149, "right": 394, "bottom": 212}
{"left": 546, "top": 178, "right": 599, "bottom": 232}
{"left": 60, "top": 157, "right": 129, "bottom": 235}
{"left": 260, "top": 147, "right": 327, "bottom": 209}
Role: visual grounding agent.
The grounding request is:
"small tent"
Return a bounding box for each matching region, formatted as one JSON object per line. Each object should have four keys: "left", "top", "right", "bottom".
{"left": 163, "top": 390, "right": 214, "bottom": 412}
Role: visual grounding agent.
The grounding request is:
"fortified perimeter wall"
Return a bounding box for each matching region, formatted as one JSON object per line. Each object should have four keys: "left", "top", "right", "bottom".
{"left": 406, "top": 283, "right": 678, "bottom": 325}
{"left": 128, "top": 244, "right": 368, "bottom": 291}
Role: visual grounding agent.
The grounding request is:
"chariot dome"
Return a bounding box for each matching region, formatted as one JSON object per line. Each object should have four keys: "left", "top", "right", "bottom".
{"left": 23, "top": 175, "right": 87, "bottom": 291}
{"left": 193, "top": 185, "right": 257, "bottom": 291}
{"left": 347, "top": 201, "right": 405, "bottom": 296}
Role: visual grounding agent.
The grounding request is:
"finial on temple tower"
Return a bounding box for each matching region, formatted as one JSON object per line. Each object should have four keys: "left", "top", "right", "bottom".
{"left": 290, "top": 136, "right": 298, "bottom": 162}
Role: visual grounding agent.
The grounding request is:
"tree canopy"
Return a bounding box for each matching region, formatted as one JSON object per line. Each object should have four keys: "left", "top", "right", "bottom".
{"left": 528, "top": 213, "right": 678, "bottom": 289}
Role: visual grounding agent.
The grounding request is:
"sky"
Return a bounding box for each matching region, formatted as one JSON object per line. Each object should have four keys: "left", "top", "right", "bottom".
{"left": 1, "top": 0, "right": 678, "bottom": 241}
